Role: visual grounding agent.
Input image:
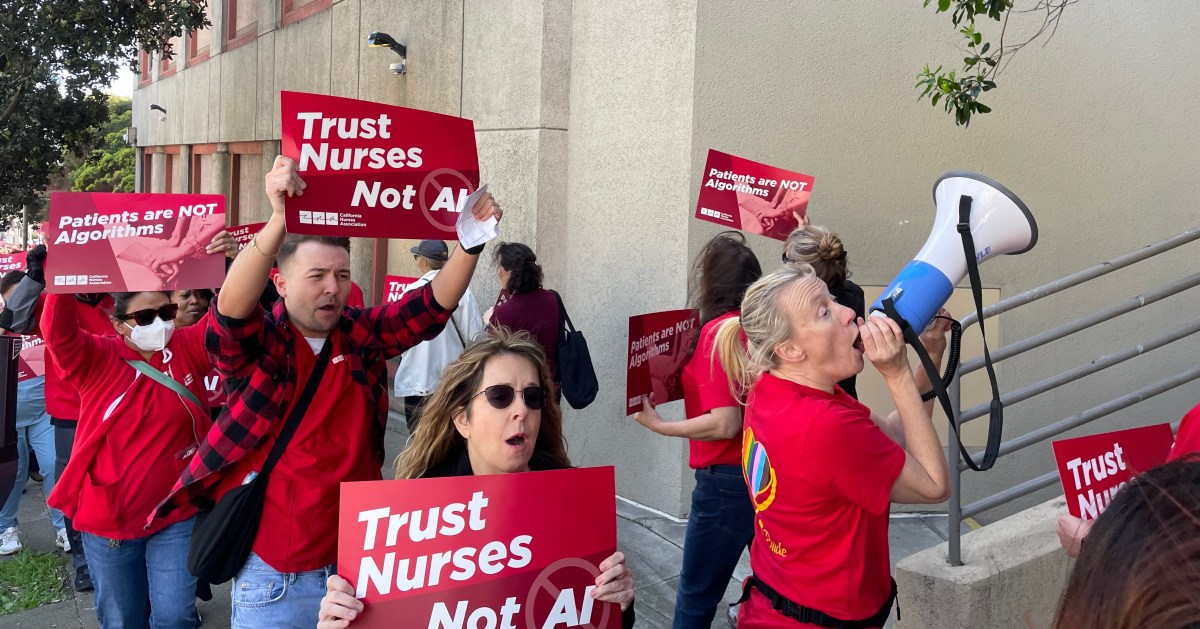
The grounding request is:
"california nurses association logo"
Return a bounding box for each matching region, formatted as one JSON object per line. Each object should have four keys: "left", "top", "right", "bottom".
{"left": 742, "top": 427, "right": 776, "bottom": 513}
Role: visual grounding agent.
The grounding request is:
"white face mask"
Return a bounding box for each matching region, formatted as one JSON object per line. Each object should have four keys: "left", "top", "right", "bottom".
{"left": 126, "top": 317, "right": 175, "bottom": 352}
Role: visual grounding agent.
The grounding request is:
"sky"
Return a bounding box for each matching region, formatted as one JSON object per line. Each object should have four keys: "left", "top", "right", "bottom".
{"left": 105, "top": 66, "right": 136, "bottom": 97}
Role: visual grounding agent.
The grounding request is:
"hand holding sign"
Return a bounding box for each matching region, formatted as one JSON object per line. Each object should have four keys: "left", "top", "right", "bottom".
{"left": 456, "top": 184, "right": 502, "bottom": 249}
{"left": 267, "top": 156, "right": 308, "bottom": 218}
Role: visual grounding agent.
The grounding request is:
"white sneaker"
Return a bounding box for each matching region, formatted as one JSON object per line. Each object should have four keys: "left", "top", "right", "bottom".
{"left": 0, "top": 527, "right": 22, "bottom": 555}
{"left": 55, "top": 528, "right": 71, "bottom": 553}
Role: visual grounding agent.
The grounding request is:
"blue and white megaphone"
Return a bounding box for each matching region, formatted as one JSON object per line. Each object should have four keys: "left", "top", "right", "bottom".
{"left": 870, "top": 172, "right": 1038, "bottom": 332}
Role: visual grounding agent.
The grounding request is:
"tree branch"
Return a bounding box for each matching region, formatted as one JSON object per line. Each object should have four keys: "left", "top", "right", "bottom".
{"left": 0, "top": 83, "right": 25, "bottom": 129}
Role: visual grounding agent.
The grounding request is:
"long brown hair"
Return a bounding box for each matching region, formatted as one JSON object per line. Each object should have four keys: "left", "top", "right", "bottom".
{"left": 688, "top": 231, "right": 762, "bottom": 330}
{"left": 396, "top": 327, "right": 571, "bottom": 478}
{"left": 1053, "top": 456, "right": 1200, "bottom": 629}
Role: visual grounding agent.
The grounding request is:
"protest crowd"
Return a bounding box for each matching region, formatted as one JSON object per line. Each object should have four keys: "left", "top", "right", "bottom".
{"left": 0, "top": 120, "right": 1197, "bottom": 629}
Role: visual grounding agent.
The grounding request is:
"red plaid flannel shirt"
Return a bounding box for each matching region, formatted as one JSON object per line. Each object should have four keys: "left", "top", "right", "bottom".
{"left": 153, "top": 283, "right": 449, "bottom": 520}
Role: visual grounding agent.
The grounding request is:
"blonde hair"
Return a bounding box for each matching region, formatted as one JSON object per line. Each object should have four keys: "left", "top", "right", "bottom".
{"left": 396, "top": 328, "right": 570, "bottom": 479}
{"left": 782, "top": 226, "right": 849, "bottom": 286}
{"left": 714, "top": 263, "right": 818, "bottom": 400}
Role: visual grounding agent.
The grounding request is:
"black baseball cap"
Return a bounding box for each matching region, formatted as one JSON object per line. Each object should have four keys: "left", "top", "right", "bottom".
{"left": 410, "top": 240, "right": 449, "bottom": 262}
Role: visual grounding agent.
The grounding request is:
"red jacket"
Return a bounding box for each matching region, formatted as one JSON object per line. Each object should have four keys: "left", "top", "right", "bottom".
{"left": 43, "top": 294, "right": 214, "bottom": 539}
{"left": 44, "top": 295, "right": 114, "bottom": 420}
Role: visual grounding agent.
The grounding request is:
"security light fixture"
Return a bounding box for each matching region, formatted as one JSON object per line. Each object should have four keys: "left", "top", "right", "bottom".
{"left": 367, "top": 32, "right": 407, "bottom": 74}
{"left": 149, "top": 103, "right": 167, "bottom": 122}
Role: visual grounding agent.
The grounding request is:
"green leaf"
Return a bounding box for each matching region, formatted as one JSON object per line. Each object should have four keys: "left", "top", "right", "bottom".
{"left": 932, "top": 93, "right": 942, "bottom": 106}
{"left": 975, "top": 102, "right": 991, "bottom": 113}
{"left": 980, "top": 42, "right": 990, "bottom": 54}
{"left": 938, "top": 0, "right": 952, "bottom": 12}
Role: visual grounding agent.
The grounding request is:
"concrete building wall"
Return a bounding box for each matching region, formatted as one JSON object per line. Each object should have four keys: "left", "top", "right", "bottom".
{"left": 132, "top": 0, "right": 1200, "bottom": 517}
{"left": 690, "top": 1, "right": 1200, "bottom": 519}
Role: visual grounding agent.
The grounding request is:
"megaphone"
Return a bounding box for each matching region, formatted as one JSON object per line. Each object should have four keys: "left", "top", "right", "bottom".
{"left": 870, "top": 172, "right": 1038, "bottom": 331}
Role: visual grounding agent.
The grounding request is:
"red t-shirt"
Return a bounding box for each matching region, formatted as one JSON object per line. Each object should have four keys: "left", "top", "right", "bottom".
{"left": 490, "top": 289, "right": 561, "bottom": 382}
{"left": 682, "top": 312, "right": 742, "bottom": 469}
{"left": 45, "top": 295, "right": 114, "bottom": 419}
{"left": 231, "top": 332, "right": 381, "bottom": 572}
{"left": 1168, "top": 402, "right": 1200, "bottom": 461}
{"left": 740, "top": 373, "right": 904, "bottom": 627}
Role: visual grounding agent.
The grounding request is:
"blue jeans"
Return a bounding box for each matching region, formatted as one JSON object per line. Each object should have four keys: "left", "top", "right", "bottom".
{"left": 231, "top": 552, "right": 334, "bottom": 629}
{"left": 0, "top": 378, "right": 64, "bottom": 530}
{"left": 673, "top": 465, "right": 755, "bottom": 629}
{"left": 81, "top": 517, "right": 197, "bottom": 629}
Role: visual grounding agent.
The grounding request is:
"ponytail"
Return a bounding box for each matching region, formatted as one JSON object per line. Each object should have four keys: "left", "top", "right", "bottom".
{"left": 713, "top": 316, "right": 752, "bottom": 403}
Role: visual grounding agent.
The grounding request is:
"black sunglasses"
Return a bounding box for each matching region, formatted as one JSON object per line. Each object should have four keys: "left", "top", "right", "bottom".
{"left": 471, "top": 384, "right": 546, "bottom": 411}
{"left": 118, "top": 304, "right": 179, "bottom": 326}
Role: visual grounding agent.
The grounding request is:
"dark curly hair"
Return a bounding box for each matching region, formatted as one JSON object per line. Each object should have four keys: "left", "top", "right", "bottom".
{"left": 493, "top": 242, "right": 543, "bottom": 295}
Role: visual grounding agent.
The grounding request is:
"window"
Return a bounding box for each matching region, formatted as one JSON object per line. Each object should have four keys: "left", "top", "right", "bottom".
{"left": 141, "top": 150, "right": 154, "bottom": 193}
{"left": 281, "top": 0, "right": 331, "bottom": 28}
{"left": 160, "top": 35, "right": 181, "bottom": 78}
{"left": 138, "top": 49, "right": 153, "bottom": 86}
{"left": 187, "top": 2, "right": 213, "bottom": 66}
{"left": 226, "top": 0, "right": 258, "bottom": 50}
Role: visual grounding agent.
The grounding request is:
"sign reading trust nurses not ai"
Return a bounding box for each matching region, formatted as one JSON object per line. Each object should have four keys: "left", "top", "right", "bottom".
{"left": 280, "top": 91, "right": 481, "bottom": 240}
{"left": 338, "top": 467, "right": 620, "bottom": 629}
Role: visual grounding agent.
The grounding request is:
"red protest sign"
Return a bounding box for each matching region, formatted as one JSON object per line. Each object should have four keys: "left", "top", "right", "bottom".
{"left": 281, "top": 91, "right": 480, "bottom": 240}
{"left": 15, "top": 334, "right": 45, "bottom": 382}
{"left": 229, "top": 222, "right": 266, "bottom": 252}
{"left": 1052, "top": 423, "right": 1174, "bottom": 520}
{"left": 45, "top": 192, "right": 227, "bottom": 293}
{"left": 695, "top": 149, "right": 815, "bottom": 241}
{"left": 338, "top": 467, "right": 619, "bottom": 629}
{"left": 0, "top": 252, "right": 27, "bottom": 274}
{"left": 383, "top": 275, "right": 421, "bottom": 304}
{"left": 627, "top": 309, "right": 699, "bottom": 416}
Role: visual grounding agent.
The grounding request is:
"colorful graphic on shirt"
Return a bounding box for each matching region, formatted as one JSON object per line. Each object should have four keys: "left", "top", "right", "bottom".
{"left": 742, "top": 427, "right": 776, "bottom": 513}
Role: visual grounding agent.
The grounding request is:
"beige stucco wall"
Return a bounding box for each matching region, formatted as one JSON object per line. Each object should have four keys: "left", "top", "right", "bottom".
{"left": 690, "top": 0, "right": 1200, "bottom": 519}
{"left": 132, "top": 0, "right": 1200, "bottom": 516}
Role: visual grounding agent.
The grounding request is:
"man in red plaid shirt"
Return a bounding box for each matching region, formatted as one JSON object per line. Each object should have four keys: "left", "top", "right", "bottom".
{"left": 155, "top": 156, "right": 502, "bottom": 628}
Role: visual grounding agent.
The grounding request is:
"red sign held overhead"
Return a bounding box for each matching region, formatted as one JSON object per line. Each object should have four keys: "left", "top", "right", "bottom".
{"left": 1052, "top": 423, "right": 1174, "bottom": 520}
{"left": 626, "top": 309, "right": 700, "bottom": 416}
{"left": 280, "top": 91, "right": 480, "bottom": 240}
{"left": 45, "top": 192, "right": 227, "bottom": 293}
{"left": 337, "top": 467, "right": 620, "bottom": 629}
{"left": 694, "top": 149, "right": 815, "bottom": 242}
{"left": 0, "top": 252, "right": 27, "bottom": 274}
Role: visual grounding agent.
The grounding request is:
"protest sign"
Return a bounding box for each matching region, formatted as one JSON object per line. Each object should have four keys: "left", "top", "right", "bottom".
{"left": 626, "top": 309, "right": 699, "bottom": 416}
{"left": 280, "top": 91, "right": 480, "bottom": 240}
{"left": 1052, "top": 423, "right": 1174, "bottom": 520}
{"left": 338, "top": 466, "right": 619, "bottom": 629}
{"left": 0, "top": 252, "right": 26, "bottom": 274}
{"left": 383, "top": 275, "right": 421, "bottom": 304}
{"left": 229, "top": 222, "right": 266, "bottom": 252}
{"left": 15, "top": 335, "right": 45, "bottom": 383}
{"left": 694, "top": 149, "right": 815, "bottom": 241}
{"left": 45, "top": 192, "right": 227, "bottom": 293}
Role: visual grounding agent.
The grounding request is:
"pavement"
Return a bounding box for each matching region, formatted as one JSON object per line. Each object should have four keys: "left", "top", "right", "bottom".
{"left": 0, "top": 412, "right": 957, "bottom": 628}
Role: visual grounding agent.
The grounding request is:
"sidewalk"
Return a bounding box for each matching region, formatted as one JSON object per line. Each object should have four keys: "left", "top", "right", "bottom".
{"left": 1, "top": 413, "right": 955, "bottom": 628}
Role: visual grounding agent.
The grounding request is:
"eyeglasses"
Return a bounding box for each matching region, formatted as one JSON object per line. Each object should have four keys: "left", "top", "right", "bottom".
{"left": 471, "top": 384, "right": 546, "bottom": 411}
{"left": 117, "top": 304, "right": 179, "bottom": 326}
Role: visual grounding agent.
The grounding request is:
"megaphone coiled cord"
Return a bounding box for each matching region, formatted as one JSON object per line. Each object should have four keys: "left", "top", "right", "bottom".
{"left": 920, "top": 315, "right": 962, "bottom": 402}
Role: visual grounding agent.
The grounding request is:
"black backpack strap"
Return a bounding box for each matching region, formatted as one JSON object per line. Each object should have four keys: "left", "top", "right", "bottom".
{"left": 259, "top": 338, "right": 334, "bottom": 478}
{"left": 550, "top": 290, "right": 575, "bottom": 335}
{"left": 735, "top": 575, "right": 897, "bottom": 628}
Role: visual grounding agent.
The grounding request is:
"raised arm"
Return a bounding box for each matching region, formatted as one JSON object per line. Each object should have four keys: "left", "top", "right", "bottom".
{"left": 218, "top": 155, "right": 301, "bottom": 319}
{"left": 40, "top": 294, "right": 103, "bottom": 383}
{"left": 872, "top": 309, "right": 952, "bottom": 448}
{"left": 861, "top": 316, "right": 951, "bottom": 504}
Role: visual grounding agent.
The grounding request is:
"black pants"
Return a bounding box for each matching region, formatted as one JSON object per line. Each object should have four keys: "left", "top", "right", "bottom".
{"left": 403, "top": 396, "right": 426, "bottom": 433}
{"left": 52, "top": 419, "right": 87, "bottom": 573}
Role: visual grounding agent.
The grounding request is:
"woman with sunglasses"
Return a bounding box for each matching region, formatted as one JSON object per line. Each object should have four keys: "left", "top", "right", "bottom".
{"left": 316, "top": 329, "right": 637, "bottom": 629}
{"left": 43, "top": 291, "right": 215, "bottom": 629}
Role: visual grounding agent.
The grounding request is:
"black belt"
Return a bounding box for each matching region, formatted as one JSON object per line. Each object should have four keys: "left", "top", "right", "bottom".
{"left": 735, "top": 575, "right": 898, "bottom": 628}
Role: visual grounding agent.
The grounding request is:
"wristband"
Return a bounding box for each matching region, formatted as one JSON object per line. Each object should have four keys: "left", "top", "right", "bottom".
{"left": 461, "top": 242, "right": 486, "bottom": 256}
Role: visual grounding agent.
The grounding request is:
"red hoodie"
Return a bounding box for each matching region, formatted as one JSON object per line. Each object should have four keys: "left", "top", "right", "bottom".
{"left": 43, "top": 294, "right": 214, "bottom": 539}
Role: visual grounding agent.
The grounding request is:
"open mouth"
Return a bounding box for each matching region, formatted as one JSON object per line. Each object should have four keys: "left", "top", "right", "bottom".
{"left": 505, "top": 434, "right": 527, "bottom": 447}
{"left": 853, "top": 332, "right": 864, "bottom": 352}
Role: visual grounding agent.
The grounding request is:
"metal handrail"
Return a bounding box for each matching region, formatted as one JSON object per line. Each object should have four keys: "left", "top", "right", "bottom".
{"left": 946, "top": 227, "right": 1200, "bottom": 566}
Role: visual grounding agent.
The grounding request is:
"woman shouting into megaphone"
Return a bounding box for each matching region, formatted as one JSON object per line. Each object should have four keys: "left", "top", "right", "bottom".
{"left": 714, "top": 262, "right": 952, "bottom": 628}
